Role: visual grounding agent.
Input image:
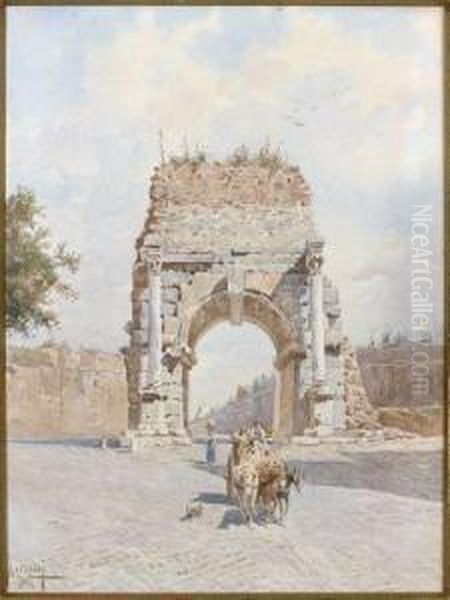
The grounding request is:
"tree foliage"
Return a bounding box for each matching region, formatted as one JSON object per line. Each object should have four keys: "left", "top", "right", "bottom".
{"left": 6, "top": 186, "right": 80, "bottom": 335}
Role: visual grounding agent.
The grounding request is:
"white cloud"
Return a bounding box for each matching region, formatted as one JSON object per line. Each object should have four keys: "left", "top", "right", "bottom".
{"left": 7, "top": 7, "right": 444, "bottom": 353}
{"left": 82, "top": 10, "right": 230, "bottom": 137}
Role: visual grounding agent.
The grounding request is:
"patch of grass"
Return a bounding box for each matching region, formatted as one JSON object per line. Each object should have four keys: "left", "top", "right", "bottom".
{"left": 166, "top": 142, "right": 287, "bottom": 174}
{"left": 227, "top": 142, "right": 285, "bottom": 173}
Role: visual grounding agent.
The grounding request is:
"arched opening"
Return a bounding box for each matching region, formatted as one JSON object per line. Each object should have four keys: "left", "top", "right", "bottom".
{"left": 181, "top": 290, "right": 304, "bottom": 438}
{"left": 188, "top": 322, "right": 279, "bottom": 438}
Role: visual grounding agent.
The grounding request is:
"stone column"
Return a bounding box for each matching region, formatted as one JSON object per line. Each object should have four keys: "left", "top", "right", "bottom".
{"left": 128, "top": 260, "right": 151, "bottom": 429}
{"left": 277, "top": 361, "right": 295, "bottom": 438}
{"left": 147, "top": 254, "right": 162, "bottom": 385}
{"left": 274, "top": 344, "right": 301, "bottom": 439}
{"left": 311, "top": 273, "right": 325, "bottom": 386}
{"left": 137, "top": 290, "right": 150, "bottom": 391}
{"left": 180, "top": 346, "right": 197, "bottom": 437}
{"left": 307, "top": 241, "right": 326, "bottom": 388}
{"left": 138, "top": 250, "right": 167, "bottom": 436}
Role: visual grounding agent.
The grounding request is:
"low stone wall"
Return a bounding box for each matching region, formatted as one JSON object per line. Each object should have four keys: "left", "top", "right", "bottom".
{"left": 378, "top": 407, "right": 442, "bottom": 437}
{"left": 8, "top": 342, "right": 443, "bottom": 439}
{"left": 7, "top": 345, "right": 128, "bottom": 438}
{"left": 357, "top": 344, "right": 444, "bottom": 408}
{"left": 356, "top": 344, "right": 444, "bottom": 437}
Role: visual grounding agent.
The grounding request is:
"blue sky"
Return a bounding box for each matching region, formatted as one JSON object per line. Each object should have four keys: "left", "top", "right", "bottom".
{"left": 7, "top": 7, "right": 444, "bottom": 408}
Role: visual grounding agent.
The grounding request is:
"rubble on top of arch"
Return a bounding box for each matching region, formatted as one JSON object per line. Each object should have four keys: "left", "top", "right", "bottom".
{"left": 136, "top": 146, "right": 318, "bottom": 258}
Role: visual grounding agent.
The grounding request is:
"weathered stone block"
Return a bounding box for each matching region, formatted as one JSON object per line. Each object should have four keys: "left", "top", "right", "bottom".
{"left": 162, "top": 317, "right": 179, "bottom": 338}
{"left": 163, "top": 286, "right": 180, "bottom": 303}
{"left": 163, "top": 302, "right": 177, "bottom": 317}
{"left": 164, "top": 400, "right": 182, "bottom": 416}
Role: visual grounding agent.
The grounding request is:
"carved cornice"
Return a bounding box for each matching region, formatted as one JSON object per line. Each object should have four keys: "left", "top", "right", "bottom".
{"left": 140, "top": 247, "right": 162, "bottom": 274}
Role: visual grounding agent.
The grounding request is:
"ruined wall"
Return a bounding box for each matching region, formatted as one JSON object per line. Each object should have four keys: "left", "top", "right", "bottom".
{"left": 377, "top": 407, "right": 442, "bottom": 436}
{"left": 140, "top": 154, "right": 315, "bottom": 254}
{"left": 7, "top": 346, "right": 128, "bottom": 438}
{"left": 357, "top": 344, "right": 444, "bottom": 408}
{"left": 342, "top": 339, "right": 378, "bottom": 429}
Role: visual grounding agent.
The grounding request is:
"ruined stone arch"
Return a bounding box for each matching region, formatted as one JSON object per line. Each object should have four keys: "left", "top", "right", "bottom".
{"left": 127, "top": 151, "right": 347, "bottom": 448}
{"left": 184, "top": 289, "right": 299, "bottom": 355}
{"left": 180, "top": 288, "right": 304, "bottom": 435}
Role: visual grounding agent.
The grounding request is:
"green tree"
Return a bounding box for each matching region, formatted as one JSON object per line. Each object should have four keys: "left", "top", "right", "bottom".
{"left": 6, "top": 186, "right": 80, "bottom": 335}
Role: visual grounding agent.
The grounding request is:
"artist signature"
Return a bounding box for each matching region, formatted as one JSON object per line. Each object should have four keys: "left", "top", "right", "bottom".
{"left": 7, "top": 560, "right": 64, "bottom": 591}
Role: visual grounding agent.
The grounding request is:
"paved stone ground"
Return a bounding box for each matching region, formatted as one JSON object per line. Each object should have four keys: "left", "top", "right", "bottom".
{"left": 7, "top": 437, "right": 443, "bottom": 593}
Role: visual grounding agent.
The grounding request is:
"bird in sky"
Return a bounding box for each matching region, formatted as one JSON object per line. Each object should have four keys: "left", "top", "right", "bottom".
{"left": 284, "top": 81, "right": 352, "bottom": 127}
{"left": 285, "top": 114, "right": 305, "bottom": 127}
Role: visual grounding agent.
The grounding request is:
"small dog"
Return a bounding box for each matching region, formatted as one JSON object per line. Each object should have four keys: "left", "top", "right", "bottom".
{"left": 182, "top": 501, "right": 204, "bottom": 521}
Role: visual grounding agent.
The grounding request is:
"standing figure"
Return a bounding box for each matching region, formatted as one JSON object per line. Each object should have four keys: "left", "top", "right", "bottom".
{"left": 205, "top": 419, "right": 216, "bottom": 465}
{"left": 255, "top": 420, "right": 267, "bottom": 443}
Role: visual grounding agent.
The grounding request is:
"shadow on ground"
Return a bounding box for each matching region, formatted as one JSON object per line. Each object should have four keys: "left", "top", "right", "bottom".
{"left": 218, "top": 507, "right": 247, "bottom": 529}
{"left": 290, "top": 449, "right": 442, "bottom": 502}
{"left": 193, "top": 491, "right": 230, "bottom": 505}
{"left": 10, "top": 438, "right": 103, "bottom": 448}
{"left": 190, "top": 447, "right": 442, "bottom": 502}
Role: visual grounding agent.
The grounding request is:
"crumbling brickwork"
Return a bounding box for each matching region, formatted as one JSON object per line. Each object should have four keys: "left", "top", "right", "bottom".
{"left": 341, "top": 338, "right": 378, "bottom": 429}
{"left": 139, "top": 155, "right": 315, "bottom": 253}
{"left": 128, "top": 151, "right": 364, "bottom": 447}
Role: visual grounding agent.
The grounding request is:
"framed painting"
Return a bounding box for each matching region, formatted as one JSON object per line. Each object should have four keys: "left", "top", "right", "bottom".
{"left": 2, "top": 2, "right": 448, "bottom": 597}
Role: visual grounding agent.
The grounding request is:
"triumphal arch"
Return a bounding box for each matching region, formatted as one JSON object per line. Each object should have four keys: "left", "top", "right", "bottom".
{"left": 126, "top": 150, "right": 346, "bottom": 447}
